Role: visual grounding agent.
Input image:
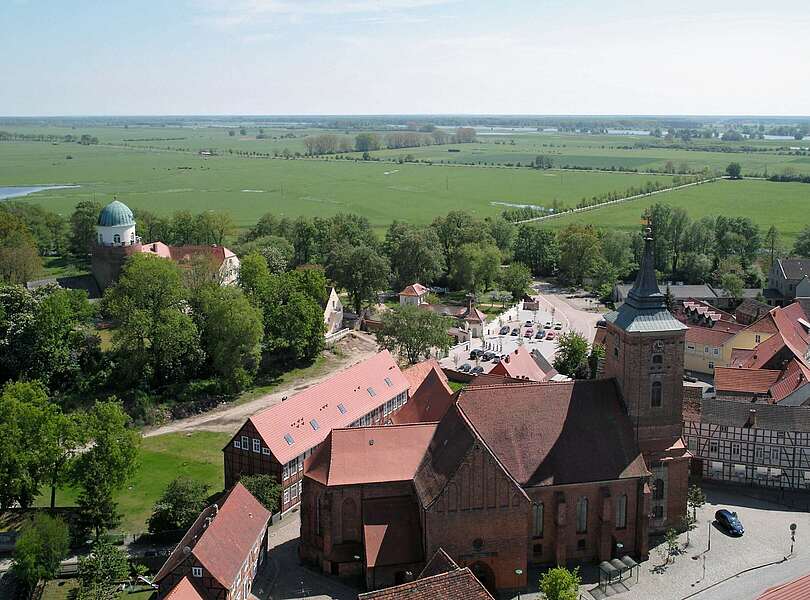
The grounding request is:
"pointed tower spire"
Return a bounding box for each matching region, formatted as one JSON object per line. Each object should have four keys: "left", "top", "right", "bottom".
{"left": 625, "top": 227, "right": 666, "bottom": 310}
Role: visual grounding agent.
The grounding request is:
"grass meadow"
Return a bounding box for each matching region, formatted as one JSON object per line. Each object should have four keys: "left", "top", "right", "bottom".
{"left": 1, "top": 141, "right": 675, "bottom": 230}
{"left": 543, "top": 178, "right": 810, "bottom": 244}
{"left": 38, "top": 431, "right": 229, "bottom": 534}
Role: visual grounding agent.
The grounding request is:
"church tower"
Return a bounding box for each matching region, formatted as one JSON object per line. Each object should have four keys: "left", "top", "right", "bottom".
{"left": 603, "top": 228, "right": 690, "bottom": 531}
{"left": 90, "top": 200, "right": 142, "bottom": 291}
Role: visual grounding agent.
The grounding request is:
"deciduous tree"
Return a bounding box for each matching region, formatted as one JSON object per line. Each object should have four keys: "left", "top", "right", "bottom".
{"left": 499, "top": 262, "right": 532, "bottom": 300}
{"left": 69, "top": 200, "right": 102, "bottom": 257}
{"left": 328, "top": 244, "right": 390, "bottom": 315}
{"left": 538, "top": 566, "right": 581, "bottom": 600}
{"left": 240, "top": 474, "right": 282, "bottom": 513}
{"left": 11, "top": 514, "right": 70, "bottom": 592}
{"left": 552, "top": 331, "right": 590, "bottom": 379}
{"left": 375, "top": 305, "right": 452, "bottom": 364}
{"left": 148, "top": 477, "right": 210, "bottom": 534}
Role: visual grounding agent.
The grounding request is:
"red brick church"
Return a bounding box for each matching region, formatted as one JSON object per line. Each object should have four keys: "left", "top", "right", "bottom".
{"left": 298, "top": 229, "right": 691, "bottom": 593}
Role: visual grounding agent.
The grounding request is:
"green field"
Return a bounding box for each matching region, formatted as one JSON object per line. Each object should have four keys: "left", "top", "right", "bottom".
{"left": 544, "top": 178, "right": 810, "bottom": 243}
{"left": 39, "top": 431, "right": 229, "bottom": 534}
{"left": 1, "top": 141, "right": 676, "bottom": 230}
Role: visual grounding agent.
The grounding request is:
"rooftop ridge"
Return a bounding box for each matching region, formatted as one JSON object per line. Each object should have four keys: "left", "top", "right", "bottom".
{"left": 331, "top": 421, "right": 441, "bottom": 432}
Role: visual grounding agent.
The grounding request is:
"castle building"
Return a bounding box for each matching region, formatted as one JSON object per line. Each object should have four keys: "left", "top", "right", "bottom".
{"left": 90, "top": 199, "right": 240, "bottom": 291}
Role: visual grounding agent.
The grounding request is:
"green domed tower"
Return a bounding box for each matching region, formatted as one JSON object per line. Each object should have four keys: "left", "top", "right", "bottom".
{"left": 91, "top": 199, "right": 143, "bottom": 290}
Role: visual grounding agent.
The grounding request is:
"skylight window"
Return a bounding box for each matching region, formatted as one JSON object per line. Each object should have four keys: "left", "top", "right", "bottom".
{"left": 367, "top": 387, "right": 376, "bottom": 397}
{"left": 384, "top": 377, "right": 393, "bottom": 387}
{"left": 310, "top": 419, "right": 320, "bottom": 431}
{"left": 337, "top": 403, "right": 347, "bottom": 414}
{"left": 284, "top": 433, "right": 294, "bottom": 446}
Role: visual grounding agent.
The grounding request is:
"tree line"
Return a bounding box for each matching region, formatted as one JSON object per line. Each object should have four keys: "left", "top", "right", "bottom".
{"left": 302, "top": 127, "right": 477, "bottom": 156}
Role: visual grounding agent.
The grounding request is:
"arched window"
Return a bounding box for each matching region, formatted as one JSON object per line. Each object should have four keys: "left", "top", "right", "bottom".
{"left": 113, "top": 234, "right": 121, "bottom": 244}
{"left": 652, "top": 354, "right": 663, "bottom": 364}
{"left": 130, "top": 231, "right": 135, "bottom": 243}
{"left": 341, "top": 498, "right": 358, "bottom": 542}
{"left": 576, "top": 497, "right": 588, "bottom": 534}
{"left": 532, "top": 503, "right": 544, "bottom": 538}
{"left": 651, "top": 381, "right": 662, "bottom": 407}
{"left": 97, "top": 233, "right": 103, "bottom": 244}
{"left": 616, "top": 494, "right": 627, "bottom": 529}
{"left": 653, "top": 478, "right": 665, "bottom": 500}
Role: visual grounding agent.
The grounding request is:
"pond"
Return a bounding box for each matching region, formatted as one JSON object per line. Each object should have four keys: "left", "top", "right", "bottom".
{"left": 0, "top": 185, "right": 80, "bottom": 201}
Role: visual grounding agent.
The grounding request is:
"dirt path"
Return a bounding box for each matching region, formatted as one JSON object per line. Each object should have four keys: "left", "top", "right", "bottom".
{"left": 142, "top": 332, "right": 379, "bottom": 438}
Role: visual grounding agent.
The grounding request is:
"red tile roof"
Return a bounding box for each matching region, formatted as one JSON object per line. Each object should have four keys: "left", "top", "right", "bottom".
{"left": 164, "top": 577, "right": 205, "bottom": 600}
{"left": 140, "top": 242, "right": 235, "bottom": 267}
{"left": 685, "top": 325, "right": 737, "bottom": 348}
{"left": 400, "top": 283, "right": 429, "bottom": 297}
{"left": 304, "top": 423, "right": 438, "bottom": 486}
{"left": 714, "top": 367, "right": 783, "bottom": 394}
{"left": 392, "top": 365, "right": 455, "bottom": 425}
{"left": 358, "top": 567, "right": 494, "bottom": 600}
{"left": 418, "top": 547, "right": 459, "bottom": 579}
{"left": 757, "top": 572, "right": 810, "bottom": 600}
{"left": 246, "top": 351, "right": 409, "bottom": 465}
{"left": 456, "top": 380, "right": 649, "bottom": 486}
{"left": 489, "top": 346, "right": 547, "bottom": 381}
{"left": 191, "top": 483, "right": 270, "bottom": 589}
{"left": 154, "top": 483, "right": 270, "bottom": 590}
{"left": 362, "top": 496, "right": 423, "bottom": 568}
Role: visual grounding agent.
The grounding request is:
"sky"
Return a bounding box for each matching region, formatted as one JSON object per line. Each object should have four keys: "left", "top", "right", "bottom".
{"left": 2, "top": 0, "right": 809, "bottom": 116}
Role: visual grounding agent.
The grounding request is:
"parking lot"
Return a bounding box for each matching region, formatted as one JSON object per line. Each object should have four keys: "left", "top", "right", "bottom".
{"left": 440, "top": 302, "right": 569, "bottom": 375}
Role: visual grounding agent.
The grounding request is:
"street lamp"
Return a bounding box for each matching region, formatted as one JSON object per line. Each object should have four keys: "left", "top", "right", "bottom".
{"left": 514, "top": 568, "right": 523, "bottom": 600}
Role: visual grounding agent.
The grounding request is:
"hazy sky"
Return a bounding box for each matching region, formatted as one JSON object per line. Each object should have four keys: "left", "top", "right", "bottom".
{"left": 3, "top": 0, "right": 809, "bottom": 116}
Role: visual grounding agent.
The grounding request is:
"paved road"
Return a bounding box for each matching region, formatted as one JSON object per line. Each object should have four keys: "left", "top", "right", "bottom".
{"left": 533, "top": 282, "right": 602, "bottom": 343}
{"left": 143, "top": 333, "right": 379, "bottom": 438}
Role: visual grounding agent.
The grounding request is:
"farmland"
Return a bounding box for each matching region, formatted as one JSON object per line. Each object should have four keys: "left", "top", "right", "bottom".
{"left": 543, "top": 178, "right": 810, "bottom": 244}
{"left": 0, "top": 140, "right": 676, "bottom": 230}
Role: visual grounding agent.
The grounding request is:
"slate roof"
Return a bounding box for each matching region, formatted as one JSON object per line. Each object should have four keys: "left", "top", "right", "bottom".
{"left": 606, "top": 232, "right": 686, "bottom": 333}
{"left": 736, "top": 298, "right": 771, "bottom": 321}
{"left": 244, "top": 351, "right": 409, "bottom": 465}
{"left": 357, "top": 567, "right": 494, "bottom": 600}
{"left": 454, "top": 380, "right": 649, "bottom": 487}
{"left": 154, "top": 483, "right": 270, "bottom": 590}
{"left": 701, "top": 398, "right": 810, "bottom": 432}
{"left": 615, "top": 283, "right": 716, "bottom": 300}
{"left": 777, "top": 258, "right": 810, "bottom": 280}
{"left": 304, "top": 423, "right": 438, "bottom": 487}
{"left": 362, "top": 496, "right": 423, "bottom": 568}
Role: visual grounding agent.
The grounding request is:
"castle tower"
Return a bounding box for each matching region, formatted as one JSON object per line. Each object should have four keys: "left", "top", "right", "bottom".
{"left": 90, "top": 200, "right": 142, "bottom": 291}
{"left": 603, "top": 228, "right": 690, "bottom": 532}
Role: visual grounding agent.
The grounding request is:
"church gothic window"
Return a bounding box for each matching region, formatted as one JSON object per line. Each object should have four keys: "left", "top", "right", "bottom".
{"left": 651, "top": 381, "right": 662, "bottom": 407}
{"left": 532, "top": 503, "right": 544, "bottom": 538}
{"left": 576, "top": 497, "right": 588, "bottom": 533}
{"left": 616, "top": 494, "right": 627, "bottom": 529}
{"left": 653, "top": 478, "right": 665, "bottom": 500}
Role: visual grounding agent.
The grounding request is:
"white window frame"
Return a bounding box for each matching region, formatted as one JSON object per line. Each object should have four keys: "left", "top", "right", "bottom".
{"left": 252, "top": 438, "right": 261, "bottom": 454}
{"left": 283, "top": 488, "right": 290, "bottom": 504}
{"left": 192, "top": 566, "right": 203, "bottom": 578}
{"left": 241, "top": 435, "right": 249, "bottom": 450}
{"left": 262, "top": 448, "right": 271, "bottom": 456}
{"left": 233, "top": 440, "right": 241, "bottom": 449}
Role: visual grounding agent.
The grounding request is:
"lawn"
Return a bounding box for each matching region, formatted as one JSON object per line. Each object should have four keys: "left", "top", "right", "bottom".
{"left": 544, "top": 178, "right": 810, "bottom": 244}
{"left": 38, "top": 431, "right": 229, "bottom": 535}
{"left": 41, "top": 579, "right": 155, "bottom": 600}
{"left": 1, "top": 141, "right": 675, "bottom": 231}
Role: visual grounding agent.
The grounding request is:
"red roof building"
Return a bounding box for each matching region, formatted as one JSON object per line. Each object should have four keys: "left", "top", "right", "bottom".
{"left": 756, "top": 573, "right": 810, "bottom": 600}
{"left": 300, "top": 380, "right": 652, "bottom": 592}
{"left": 391, "top": 361, "right": 455, "bottom": 425}
{"left": 224, "top": 351, "right": 410, "bottom": 515}
{"left": 489, "top": 346, "right": 548, "bottom": 381}
{"left": 154, "top": 483, "right": 271, "bottom": 600}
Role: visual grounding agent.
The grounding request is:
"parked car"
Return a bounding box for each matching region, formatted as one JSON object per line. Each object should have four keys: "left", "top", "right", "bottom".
{"left": 596, "top": 319, "right": 607, "bottom": 328}
{"left": 715, "top": 509, "right": 744, "bottom": 536}
{"left": 459, "top": 363, "right": 472, "bottom": 372}
{"left": 546, "top": 331, "right": 555, "bottom": 340}
{"left": 703, "top": 386, "right": 717, "bottom": 400}
{"left": 471, "top": 366, "right": 484, "bottom": 375}
{"left": 481, "top": 352, "right": 495, "bottom": 361}
{"left": 499, "top": 325, "right": 510, "bottom": 335}
{"left": 524, "top": 329, "right": 533, "bottom": 337}
{"left": 554, "top": 322, "right": 563, "bottom": 330}
{"left": 524, "top": 320, "right": 533, "bottom": 327}
{"left": 469, "top": 349, "right": 482, "bottom": 360}
{"left": 544, "top": 321, "right": 552, "bottom": 329}
{"left": 535, "top": 330, "right": 545, "bottom": 340}
{"left": 492, "top": 356, "right": 501, "bottom": 364}
{"left": 510, "top": 328, "right": 519, "bottom": 336}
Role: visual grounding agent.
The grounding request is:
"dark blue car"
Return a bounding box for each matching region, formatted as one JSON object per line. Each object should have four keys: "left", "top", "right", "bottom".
{"left": 715, "top": 509, "right": 744, "bottom": 536}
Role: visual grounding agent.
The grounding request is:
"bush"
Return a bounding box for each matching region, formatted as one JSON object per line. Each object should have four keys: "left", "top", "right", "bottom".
{"left": 148, "top": 477, "right": 210, "bottom": 535}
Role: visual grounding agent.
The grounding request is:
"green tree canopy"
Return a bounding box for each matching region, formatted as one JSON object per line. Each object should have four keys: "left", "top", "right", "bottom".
{"left": 148, "top": 476, "right": 210, "bottom": 534}
{"left": 449, "top": 243, "right": 501, "bottom": 294}
{"left": 11, "top": 514, "right": 70, "bottom": 591}
{"left": 513, "top": 225, "right": 559, "bottom": 276}
{"left": 383, "top": 221, "right": 445, "bottom": 290}
{"left": 240, "top": 474, "right": 282, "bottom": 513}
{"left": 556, "top": 224, "right": 601, "bottom": 285}
{"left": 725, "top": 162, "right": 742, "bottom": 179}
{"left": 539, "top": 566, "right": 582, "bottom": 600}
{"left": 328, "top": 244, "right": 390, "bottom": 315}
{"left": 69, "top": 200, "right": 102, "bottom": 257}
{"left": 77, "top": 539, "right": 130, "bottom": 600}
{"left": 499, "top": 262, "right": 532, "bottom": 300}
{"left": 793, "top": 225, "right": 810, "bottom": 258}
{"left": 0, "top": 211, "right": 42, "bottom": 284}
{"left": 552, "top": 331, "right": 591, "bottom": 379}
{"left": 375, "top": 304, "right": 452, "bottom": 364}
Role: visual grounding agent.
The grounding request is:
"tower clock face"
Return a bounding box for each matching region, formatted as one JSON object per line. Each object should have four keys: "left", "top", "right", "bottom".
{"left": 653, "top": 340, "right": 664, "bottom": 352}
